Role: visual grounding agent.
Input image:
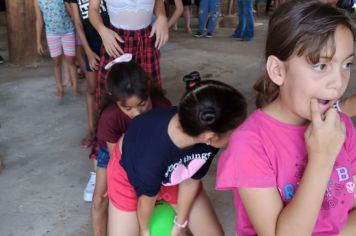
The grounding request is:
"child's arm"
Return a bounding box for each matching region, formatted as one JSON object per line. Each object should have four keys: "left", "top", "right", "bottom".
{"left": 340, "top": 94, "right": 356, "bottom": 117}
{"left": 88, "top": 0, "right": 124, "bottom": 57}
{"left": 137, "top": 195, "right": 157, "bottom": 236}
{"left": 167, "top": 0, "right": 183, "bottom": 29}
{"left": 340, "top": 210, "right": 356, "bottom": 236}
{"left": 151, "top": 0, "right": 169, "bottom": 49}
{"left": 238, "top": 99, "right": 346, "bottom": 236}
{"left": 68, "top": 3, "right": 100, "bottom": 70}
{"left": 106, "top": 142, "right": 115, "bottom": 157}
{"left": 173, "top": 178, "right": 201, "bottom": 235}
{"left": 34, "top": 0, "right": 44, "bottom": 55}
{"left": 339, "top": 175, "right": 356, "bottom": 236}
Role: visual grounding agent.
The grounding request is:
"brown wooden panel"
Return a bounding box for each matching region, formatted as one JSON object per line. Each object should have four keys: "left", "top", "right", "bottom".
{"left": 5, "top": 0, "right": 37, "bottom": 65}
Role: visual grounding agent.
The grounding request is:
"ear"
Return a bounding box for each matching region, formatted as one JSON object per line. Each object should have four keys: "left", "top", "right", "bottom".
{"left": 266, "top": 55, "right": 286, "bottom": 86}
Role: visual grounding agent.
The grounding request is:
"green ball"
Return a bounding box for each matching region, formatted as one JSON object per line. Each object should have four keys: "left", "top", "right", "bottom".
{"left": 149, "top": 201, "right": 176, "bottom": 236}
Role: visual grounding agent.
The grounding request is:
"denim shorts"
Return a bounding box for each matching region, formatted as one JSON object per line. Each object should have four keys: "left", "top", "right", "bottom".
{"left": 97, "top": 146, "right": 110, "bottom": 168}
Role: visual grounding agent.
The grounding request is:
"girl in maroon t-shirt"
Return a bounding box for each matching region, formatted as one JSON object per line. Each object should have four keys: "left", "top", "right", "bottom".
{"left": 89, "top": 61, "right": 171, "bottom": 236}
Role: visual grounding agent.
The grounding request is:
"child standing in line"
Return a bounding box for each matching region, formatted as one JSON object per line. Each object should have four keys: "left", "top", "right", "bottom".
{"left": 231, "top": 0, "right": 254, "bottom": 41}
{"left": 168, "top": 0, "right": 191, "bottom": 33}
{"left": 64, "top": 0, "right": 110, "bottom": 150}
{"left": 194, "top": 0, "right": 220, "bottom": 38}
{"left": 216, "top": 1, "right": 356, "bottom": 235}
{"left": 89, "top": 0, "right": 169, "bottom": 113}
{"left": 106, "top": 77, "right": 247, "bottom": 235}
{"left": 90, "top": 61, "right": 172, "bottom": 236}
{"left": 34, "top": 0, "right": 80, "bottom": 97}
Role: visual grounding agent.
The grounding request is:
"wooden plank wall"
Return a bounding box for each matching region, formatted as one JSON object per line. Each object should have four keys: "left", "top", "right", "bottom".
{"left": 5, "top": 0, "right": 37, "bottom": 65}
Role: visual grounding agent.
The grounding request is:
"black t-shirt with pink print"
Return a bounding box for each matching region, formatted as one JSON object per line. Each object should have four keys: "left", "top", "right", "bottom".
{"left": 121, "top": 107, "right": 219, "bottom": 197}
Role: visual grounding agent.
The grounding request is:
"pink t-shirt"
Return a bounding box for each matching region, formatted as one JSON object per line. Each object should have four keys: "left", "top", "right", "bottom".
{"left": 216, "top": 109, "right": 356, "bottom": 236}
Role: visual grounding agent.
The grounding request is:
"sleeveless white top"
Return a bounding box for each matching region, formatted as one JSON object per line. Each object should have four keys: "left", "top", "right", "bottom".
{"left": 106, "top": 0, "right": 155, "bottom": 30}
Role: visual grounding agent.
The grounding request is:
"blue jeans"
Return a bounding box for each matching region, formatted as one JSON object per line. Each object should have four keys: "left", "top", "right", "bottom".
{"left": 198, "top": 0, "right": 220, "bottom": 34}
{"left": 234, "top": 0, "right": 254, "bottom": 41}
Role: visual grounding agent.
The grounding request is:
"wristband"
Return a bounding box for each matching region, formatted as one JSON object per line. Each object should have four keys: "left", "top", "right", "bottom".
{"left": 173, "top": 216, "right": 188, "bottom": 229}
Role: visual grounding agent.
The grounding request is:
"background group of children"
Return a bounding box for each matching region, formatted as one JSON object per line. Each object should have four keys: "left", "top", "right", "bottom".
{"left": 31, "top": 0, "right": 356, "bottom": 235}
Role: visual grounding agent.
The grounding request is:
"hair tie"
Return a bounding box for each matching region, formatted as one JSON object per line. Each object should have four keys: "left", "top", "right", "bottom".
{"left": 104, "top": 53, "right": 133, "bottom": 70}
{"left": 183, "top": 71, "right": 201, "bottom": 90}
{"left": 199, "top": 107, "right": 216, "bottom": 125}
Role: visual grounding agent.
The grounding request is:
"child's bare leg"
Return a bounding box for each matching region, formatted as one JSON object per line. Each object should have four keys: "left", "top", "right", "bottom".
{"left": 62, "top": 61, "right": 72, "bottom": 87}
{"left": 53, "top": 55, "right": 64, "bottom": 97}
{"left": 65, "top": 55, "right": 81, "bottom": 96}
{"left": 81, "top": 71, "right": 96, "bottom": 148}
{"left": 108, "top": 201, "right": 139, "bottom": 236}
{"left": 86, "top": 71, "right": 97, "bottom": 138}
{"left": 183, "top": 6, "right": 192, "bottom": 33}
{"left": 92, "top": 168, "right": 108, "bottom": 236}
{"left": 188, "top": 189, "right": 224, "bottom": 236}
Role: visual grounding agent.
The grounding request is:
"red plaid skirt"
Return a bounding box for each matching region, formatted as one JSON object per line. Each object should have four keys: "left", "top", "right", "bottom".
{"left": 96, "top": 25, "right": 161, "bottom": 111}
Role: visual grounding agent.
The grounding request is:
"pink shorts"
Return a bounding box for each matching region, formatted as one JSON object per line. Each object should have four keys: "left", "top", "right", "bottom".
{"left": 46, "top": 32, "right": 76, "bottom": 58}
{"left": 107, "top": 144, "right": 178, "bottom": 211}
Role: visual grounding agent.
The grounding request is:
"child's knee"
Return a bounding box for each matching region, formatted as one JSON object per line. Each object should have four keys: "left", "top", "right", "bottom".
{"left": 65, "top": 56, "right": 76, "bottom": 65}
{"left": 52, "top": 56, "right": 62, "bottom": 66}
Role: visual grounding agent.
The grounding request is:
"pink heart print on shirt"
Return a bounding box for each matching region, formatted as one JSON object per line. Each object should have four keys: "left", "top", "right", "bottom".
{"left": 168, "top": 159, "right": 206, "bottom": 185}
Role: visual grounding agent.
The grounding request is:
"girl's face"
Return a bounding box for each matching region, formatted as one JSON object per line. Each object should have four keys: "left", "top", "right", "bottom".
{"left": 276, "top": 26, "right": 354, "bottom": 125}
{"left": 117, "top": 96, "right": 152, "bottom": 119}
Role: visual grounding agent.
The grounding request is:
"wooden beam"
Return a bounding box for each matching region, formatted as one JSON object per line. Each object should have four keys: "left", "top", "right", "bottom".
{"left": 5, "top": 0, "right": 37, "bottom": 65}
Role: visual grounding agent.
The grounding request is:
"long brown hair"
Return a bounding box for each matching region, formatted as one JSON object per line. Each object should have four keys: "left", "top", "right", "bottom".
{"left": 254, "top": 0, "right": 356, "bottom": 108}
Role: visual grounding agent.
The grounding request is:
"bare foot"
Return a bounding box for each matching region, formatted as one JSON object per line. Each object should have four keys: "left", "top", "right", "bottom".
{"left": 186, "top": 27, "right": 192, "bottom": 33}
{"left": 62, "top": 79, "right": 73, "bottom": 87}
{"left": 56, "top": 88, "right": 64, "bottom": 98}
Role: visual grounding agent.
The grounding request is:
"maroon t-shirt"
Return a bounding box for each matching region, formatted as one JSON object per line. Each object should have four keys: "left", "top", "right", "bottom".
{"left": 96, "top": 96, "right": 171, "bottom": 147}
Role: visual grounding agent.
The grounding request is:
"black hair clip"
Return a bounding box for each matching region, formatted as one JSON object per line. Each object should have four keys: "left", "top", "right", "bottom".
{"left": 183, "top": 71, "right": 201, "bottom": 90}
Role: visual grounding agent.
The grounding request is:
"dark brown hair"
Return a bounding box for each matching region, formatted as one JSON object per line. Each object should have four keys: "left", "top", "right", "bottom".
{"left": 254, "top": 0, "right": 356, "bottom": 108}
{"left": 179, "top": 79, "right": 247, "bottom": 136}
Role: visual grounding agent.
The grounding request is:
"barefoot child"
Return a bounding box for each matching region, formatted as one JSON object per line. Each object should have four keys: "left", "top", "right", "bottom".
{"left": 34, "top": 0, "right": 80, "bottom": 97}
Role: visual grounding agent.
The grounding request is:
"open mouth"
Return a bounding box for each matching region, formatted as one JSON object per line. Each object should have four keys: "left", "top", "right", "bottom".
{"left": 318, "top": 99, "right": 330, "bottom": 105}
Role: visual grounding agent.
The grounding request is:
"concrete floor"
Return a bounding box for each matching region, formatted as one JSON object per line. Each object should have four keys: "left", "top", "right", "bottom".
{"left": 1, "top": 16, "right": 356, "bottom": 236}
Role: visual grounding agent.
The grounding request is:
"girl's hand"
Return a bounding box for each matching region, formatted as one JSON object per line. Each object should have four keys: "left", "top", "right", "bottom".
{"left": 150, "top": 15, "right": 169, "bottom": 49}
{"left": 37, "top": 42, "right": 44, "bottom": 56}
{"left": 99, "top": 27, "right": 124, "bottom": 57}
{"left": 171, "top": 225, "right": 187, "bottom": 236}
{"left": 87, "top": 50, "right": 100, "bottom": 71}
{"left": 304, "top": 98, "right": 346, "bottom": 165}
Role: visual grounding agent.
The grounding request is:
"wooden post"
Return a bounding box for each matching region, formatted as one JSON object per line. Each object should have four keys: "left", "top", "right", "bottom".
{"left": 5, "top": 0, "right": 37, "bottom": 65}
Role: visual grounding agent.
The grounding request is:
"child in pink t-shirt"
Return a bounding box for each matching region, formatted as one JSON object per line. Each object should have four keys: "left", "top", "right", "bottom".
{"left": 216, "top": 1, "right": 356, "bottom": 235}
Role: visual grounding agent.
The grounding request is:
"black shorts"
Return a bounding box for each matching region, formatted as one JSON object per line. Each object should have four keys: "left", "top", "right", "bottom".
{"left": 169, "top": 0, "right": 192, "bottom": 6}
